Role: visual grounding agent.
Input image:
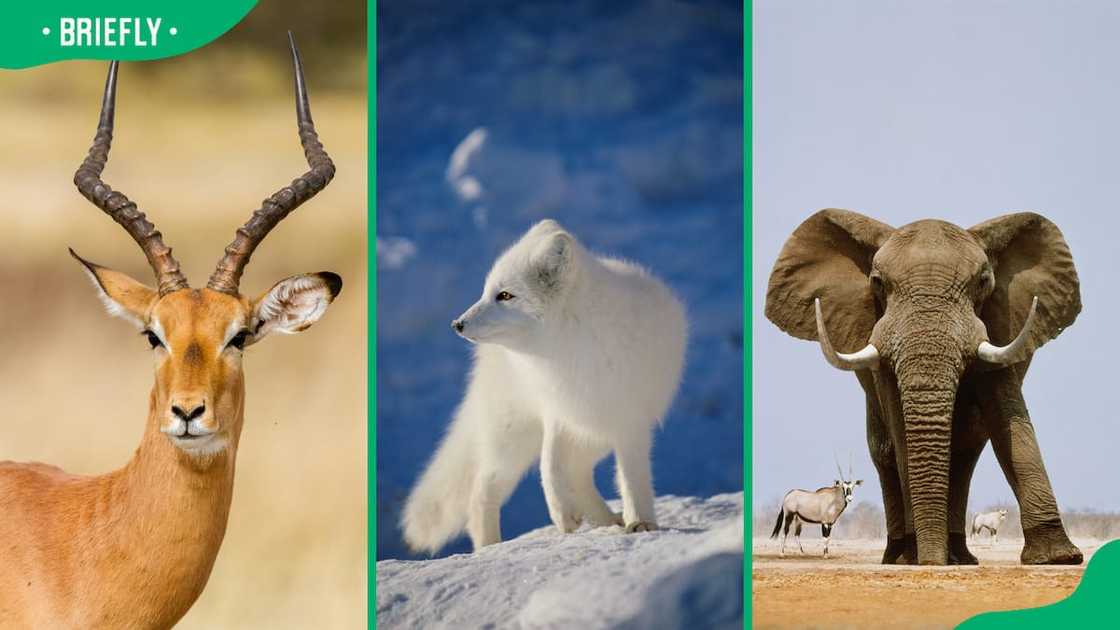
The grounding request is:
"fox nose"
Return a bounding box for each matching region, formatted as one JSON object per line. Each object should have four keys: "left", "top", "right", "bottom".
{"left": 171, "top": 403, "right": 206, "bottom": 422}
{"left": 452, "top": 319, "right": 465, "bottom": 333}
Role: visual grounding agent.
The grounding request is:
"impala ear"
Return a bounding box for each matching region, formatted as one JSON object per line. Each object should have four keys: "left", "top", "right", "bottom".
{"left": 71, "top": 249, "right": 157, "bottom": 329}
{"left": 248, "top": 272, "right": 342, "bottom": 345}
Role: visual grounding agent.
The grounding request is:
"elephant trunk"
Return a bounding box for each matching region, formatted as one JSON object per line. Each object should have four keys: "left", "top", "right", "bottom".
{"left": 900, "top": 385, "right": 955, "bottom": 564}
{"left": 893, "top": 324, "right": 962, "bottom": 565}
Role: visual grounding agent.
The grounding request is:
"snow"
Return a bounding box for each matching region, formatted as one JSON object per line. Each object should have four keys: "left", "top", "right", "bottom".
{"left": 376, "top": 493, "right": 743, "bottom": 630}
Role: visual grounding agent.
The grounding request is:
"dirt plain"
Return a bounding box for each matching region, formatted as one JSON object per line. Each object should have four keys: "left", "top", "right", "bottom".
{"left": 751, "top": 537, "right": 1102, "bottom": 629}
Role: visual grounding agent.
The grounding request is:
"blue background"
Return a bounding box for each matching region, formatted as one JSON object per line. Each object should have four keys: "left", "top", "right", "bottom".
{"left": 377, "top": 0, "right": 743, "bottom": 560}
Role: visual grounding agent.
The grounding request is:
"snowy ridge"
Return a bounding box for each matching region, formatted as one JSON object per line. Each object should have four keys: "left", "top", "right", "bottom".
{"left": 376, "top": 493, "right": 744, "bottom": 630}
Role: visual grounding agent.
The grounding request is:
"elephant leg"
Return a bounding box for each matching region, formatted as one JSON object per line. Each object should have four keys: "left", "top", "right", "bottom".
{"left": 868, "top": 371, "right": 916, "bottom": 564}
{"left": 947, "top": 444, "right": 984, "bottom": 565}
{"left": 947, "top": 395, "right": 985, "bottom": 565}
{"left": 860, "top": 371, "right": 911, "bottom": 564}
{"left": 976, "top": 369, "right": 1081, "bottom": 565}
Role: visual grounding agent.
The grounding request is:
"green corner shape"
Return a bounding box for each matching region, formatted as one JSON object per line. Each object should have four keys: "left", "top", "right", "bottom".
{"left": 957, "top": 539, "right": 1120, "bottom": 628}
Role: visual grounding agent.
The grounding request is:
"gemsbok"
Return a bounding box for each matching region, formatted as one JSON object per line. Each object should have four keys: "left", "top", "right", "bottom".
{"left": 770, "top": 455, "right": 863, "bottom": 558}
{"left": 0, "top": 35, "right": 341, "bottom": 628}
{"left": 971, "top": 509, "right": 1009, "bottom": 544}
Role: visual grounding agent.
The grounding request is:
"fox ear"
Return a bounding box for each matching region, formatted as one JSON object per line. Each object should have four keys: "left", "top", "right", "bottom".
{"left": 532, "top": 231, "right": 575, "bottom": 293}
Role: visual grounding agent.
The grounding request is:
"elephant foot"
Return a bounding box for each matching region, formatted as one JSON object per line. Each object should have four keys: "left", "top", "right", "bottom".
{"left": 1022, "top": 522, "right": 1083, "bottom": 565}
{"left": 881, "top": 537, "right": 907, "bottom": 564}
{"left": 904, "top": 533, "right": 918, "bottom": 565}
{"left": 948, "top": 533, "right": 978, "bottom": 565}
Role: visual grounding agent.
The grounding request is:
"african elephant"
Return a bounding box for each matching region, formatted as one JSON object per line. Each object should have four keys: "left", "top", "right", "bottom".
{"left": 765, "top": 209, "right": 1083, "bottom": 566}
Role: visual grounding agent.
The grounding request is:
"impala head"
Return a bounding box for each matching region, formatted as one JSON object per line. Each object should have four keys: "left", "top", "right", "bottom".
{"left": 72, "top": 34, "right": 341, "bottom": 458}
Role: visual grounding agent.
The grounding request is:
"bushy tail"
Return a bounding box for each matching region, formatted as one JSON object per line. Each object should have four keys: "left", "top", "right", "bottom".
{"left": 401, "top": 419, "right": 476, "bottom": 554}
{"left": 770, "top": 505, "right": 784, "bottom": 539}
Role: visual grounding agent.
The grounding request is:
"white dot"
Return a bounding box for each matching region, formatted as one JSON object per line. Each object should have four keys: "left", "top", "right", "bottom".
{"left": 169, "top": 27, "right": 178, "bottom": 36}
{"left": 41, "top": 27, "right": 50, "bottom": 36}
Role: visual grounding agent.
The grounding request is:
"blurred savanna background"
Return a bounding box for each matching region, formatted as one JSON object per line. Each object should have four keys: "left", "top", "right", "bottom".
{"left": 0, "top": 1, "right": 366, "bottom": 627}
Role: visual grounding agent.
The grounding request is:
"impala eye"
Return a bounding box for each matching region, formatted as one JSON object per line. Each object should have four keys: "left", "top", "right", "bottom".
{"left": 496, "top": 291, "right": 515, "bottom": 302}
{"left": 143, "top": 330, "right": 163, "bottom": 349}
{"left": 228, "top": 330, "right": 250, "bottom": 351}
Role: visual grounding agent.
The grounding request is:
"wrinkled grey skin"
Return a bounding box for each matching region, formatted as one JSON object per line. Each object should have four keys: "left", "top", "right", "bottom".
{"left": 766, "top": 209, "right": 1083, "bottom": 566}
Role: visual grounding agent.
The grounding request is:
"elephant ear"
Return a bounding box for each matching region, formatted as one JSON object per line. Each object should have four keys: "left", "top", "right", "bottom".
{"left": 765, "top": 209, "right": 894, "bottom": 352}
{"left": 969, "top": 212, "right": 1081, "bottom": 353}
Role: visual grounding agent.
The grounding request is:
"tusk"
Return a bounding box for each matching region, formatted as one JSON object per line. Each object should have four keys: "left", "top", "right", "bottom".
{"left": 977, "top": 296, "right": 1038, "bottom": 365}
{"left": 815, "top": 298, "right": 880, "bottom": 371}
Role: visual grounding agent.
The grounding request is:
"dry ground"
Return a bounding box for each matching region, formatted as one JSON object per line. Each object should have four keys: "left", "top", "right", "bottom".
{"left": 752, "top": 537, "right": 1103, "bottom": 629}
{"left": 0, "top": 64, "right": 367, "bottom": 627}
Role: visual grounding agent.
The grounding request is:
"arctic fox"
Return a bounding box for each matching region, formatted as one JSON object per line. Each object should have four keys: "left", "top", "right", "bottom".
{"left": 402, "top": 219, "right": 687, "bottom": 553}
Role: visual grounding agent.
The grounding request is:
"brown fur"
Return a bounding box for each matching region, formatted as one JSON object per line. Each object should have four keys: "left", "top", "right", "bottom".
{"left": 0, "top": 266, "right": 338, "bottom": 627}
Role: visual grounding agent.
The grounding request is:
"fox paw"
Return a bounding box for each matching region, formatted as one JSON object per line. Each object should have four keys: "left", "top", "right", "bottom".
{"left": 584, "top": 511, "right": 624, "bottom": 527}
{"left": 625, "top": 521, "right": 658, "bottom": 533}
{"left": 550, "top": 511, "right": 581, "bottom": 533}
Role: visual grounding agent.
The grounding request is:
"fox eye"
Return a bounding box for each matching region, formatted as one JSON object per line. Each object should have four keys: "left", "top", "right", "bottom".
{"left": 143, "top": 330, "right": 163, "bottom": 350}
{"left": 228, "top": 330, "right": 250, "bottom": 351}
{"left": 496, "top": 291, "right": 515, "bottom": 302}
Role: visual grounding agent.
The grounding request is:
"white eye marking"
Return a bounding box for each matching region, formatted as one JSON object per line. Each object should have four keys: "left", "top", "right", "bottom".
{"left": 149, "top": 318, "right": 170, "bottom": 355}
{"left": 221, "top": 317, "right": 250, "bottom": 352}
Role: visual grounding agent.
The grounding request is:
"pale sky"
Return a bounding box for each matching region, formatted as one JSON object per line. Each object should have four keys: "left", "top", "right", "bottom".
{"left": 753, "top": 1, "right": 1120, "bottom": 511}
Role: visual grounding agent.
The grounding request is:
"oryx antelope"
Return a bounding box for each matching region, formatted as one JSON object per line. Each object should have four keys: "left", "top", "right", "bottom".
{"left": 0, "top": 35, "right": 342, "bottom": 628}
{"left": 971, "top": 510, "right": 1009, "bottom": 543}
{"left": 770, "top": 456, "right": 863, "bottom": 558}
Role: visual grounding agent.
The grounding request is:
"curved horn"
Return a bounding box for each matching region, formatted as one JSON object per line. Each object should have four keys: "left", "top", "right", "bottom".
{"left": 207, "top": 32, "right": 336, "bottom": 295}
{"left": 815, "top": 298, "right": 881, "bottom": 371}
{"left": 977, "top": 296, "right": 1038, "bottom": 365}
{"left": 74, "top": 61, "right": 189, "bottom": 296}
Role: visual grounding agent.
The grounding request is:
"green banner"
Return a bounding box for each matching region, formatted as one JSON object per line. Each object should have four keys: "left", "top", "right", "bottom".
{"left": 0, "top": 0, "right": 257, "bottom": 69}
{"left": 958, "top": 539, "right": 1120, "bottom": 628}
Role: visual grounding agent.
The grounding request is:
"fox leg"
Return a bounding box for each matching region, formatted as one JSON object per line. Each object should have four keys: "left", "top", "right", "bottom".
{"left": 558, "top": 435, "right": 620, "bottom": 527}
{"left": 467, "top": 418, "right": 541, "bottom": 550}
{"left": 540, "top": 422, "right": 581, "bottom": 533}
{"left": 614, "top": 428, "right": 657, "bottom": 532}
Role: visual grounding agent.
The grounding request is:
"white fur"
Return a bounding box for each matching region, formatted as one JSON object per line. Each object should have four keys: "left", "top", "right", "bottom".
{"left": 402, "top": 219, "right": 687, "bottom": 553}
{"left": 80, "top": 265, "right": 146, "bottom": 329}
{"left": 250, "top": 274, "right": 334, "bottom": 343}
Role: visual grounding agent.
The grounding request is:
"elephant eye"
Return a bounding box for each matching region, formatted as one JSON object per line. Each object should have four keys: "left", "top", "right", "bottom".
{"left": 870, "top": 274, "right": 886, "bottom": 297}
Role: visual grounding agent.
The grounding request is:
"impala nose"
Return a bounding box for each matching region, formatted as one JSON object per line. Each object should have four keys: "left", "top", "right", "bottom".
{"left": 452, "top": 319, "right": 465, "bottom": 333}
{"left": 171, "top": 403, "right": 207, "bottom": 422}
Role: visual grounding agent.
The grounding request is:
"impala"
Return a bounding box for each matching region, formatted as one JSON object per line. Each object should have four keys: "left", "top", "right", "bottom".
{"left": 0, "top": 35, "right": 342, "bottom": 628}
